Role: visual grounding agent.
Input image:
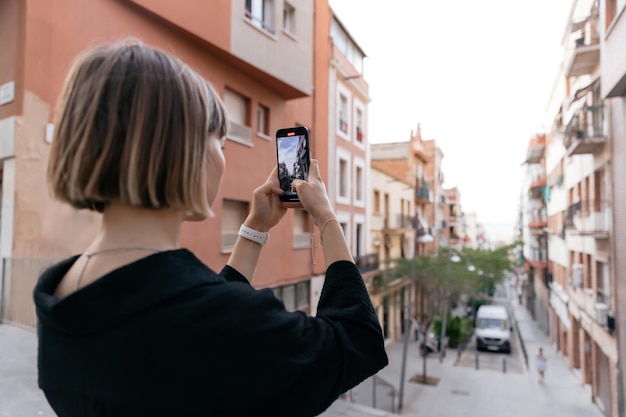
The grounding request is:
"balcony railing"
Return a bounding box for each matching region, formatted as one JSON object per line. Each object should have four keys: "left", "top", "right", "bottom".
{"left": 415, "top": 179, "right": 432, "bottom": 203}
{"left": 565, "top": 201, "right": 582, "bottom": 228}
{"left": 564, "top": 106, "right": 606, "bottom": 156}
{"left": 527, "top": 246, "right": 548, "bottom": 265}
{"left": 528, "top": 208, "right": 547, "bottom": 228}
{"left": 569, "top": 200, "right": 610, "bottom": 237}
{"left": 355, "top": 253, "right": 379, "bottom": 274}
{"left": 384, "top": 215, "right": 415, "bottom": 230}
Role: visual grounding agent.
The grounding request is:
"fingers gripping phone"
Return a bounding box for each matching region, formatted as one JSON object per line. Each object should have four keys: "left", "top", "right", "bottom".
{"left": 276, "top": 126, "right": 311, "bottom": 203}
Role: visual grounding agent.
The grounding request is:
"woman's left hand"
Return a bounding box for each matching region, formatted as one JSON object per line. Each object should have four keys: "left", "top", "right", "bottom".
{"left": 244, "top": 166, "right": 287, "bottom": 232}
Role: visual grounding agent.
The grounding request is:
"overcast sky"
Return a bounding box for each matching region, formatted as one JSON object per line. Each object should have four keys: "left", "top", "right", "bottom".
{"left": 329, "top": 0, "right": 574, "bottom": 242}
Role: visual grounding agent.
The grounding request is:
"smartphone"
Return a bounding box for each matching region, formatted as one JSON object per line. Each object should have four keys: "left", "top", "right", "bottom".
{"left": 276, "top": 126, "right": 311, "bottom": 203}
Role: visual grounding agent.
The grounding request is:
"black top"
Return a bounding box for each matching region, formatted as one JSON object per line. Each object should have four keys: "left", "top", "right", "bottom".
{"left": 34, "top": 249, "right": 388, "bottom": 417}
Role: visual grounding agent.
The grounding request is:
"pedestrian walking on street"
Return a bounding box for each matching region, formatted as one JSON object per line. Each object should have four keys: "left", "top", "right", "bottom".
{"left": 412, "top": 316, "right": 421, "bottom": 342}
{"left": 34, "top": 40, "right": 387, "bottom": 417}
{"left": 536, "top": 347, "right": 548, "bottom": 382}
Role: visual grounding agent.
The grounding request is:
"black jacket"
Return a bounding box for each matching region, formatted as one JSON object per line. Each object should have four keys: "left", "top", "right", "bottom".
{"left": 34, "top": 249, "right": 388, "bottom": 416}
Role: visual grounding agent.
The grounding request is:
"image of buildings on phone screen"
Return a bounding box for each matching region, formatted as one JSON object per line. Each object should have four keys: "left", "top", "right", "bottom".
{"left": 278, "top": 134, "right": 309, "bottom": 194}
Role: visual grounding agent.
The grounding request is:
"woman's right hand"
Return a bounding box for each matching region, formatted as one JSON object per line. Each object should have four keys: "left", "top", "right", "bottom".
{"left": 291, "top": 160, "right": 335, "bottom": 226}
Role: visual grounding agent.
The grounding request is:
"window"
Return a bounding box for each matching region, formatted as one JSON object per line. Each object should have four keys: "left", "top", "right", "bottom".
{"left": 355, "top": 165, "right": 363, "bottom": 202}
{"left": 224, "top": 88, "right": 252, "bottom": 145}
{"left": 293, "top": 209, "right": 311, "bottom": 248}
{"left": 272, "top": 281, "right": 310, "bottom": 314}
{"left": 296, "top": 281, "right": 309, "bottom": 310}
{"left": 245, "top": 0, "right": 275, "bottom": 33}
{"left": 336, "top": 148, "right": 351, "bottom": 204}
{"left": 339, "top": 94, "right": 348, "bottom": 134}
{"left": 339, "top": 158, "right": 348, "bottom": 198}
{"left": 221, "top": 199, "right": 248, "bottom": 252}
{"left": 340, "top": 222, "right": 348, "bottom": 237}
{"left": 373, "top": 189, "right": 380, "bottom": 214}
{"left": 355, "top": 223, "right": 363, "bottom": 258}
{"left": 257, "top": 104, "right": 270, "bottom": 137}
{"left": 355, "top": 107, "right": 364, "bottom": 143}
{"left": 353, "top": 157, "right": 365, "bottom": 207}
{"left": 283, "top": 2, "right": 295, "bottom": 35}
{"left": 282, "top": 284, "right": 296, "bottom": 310}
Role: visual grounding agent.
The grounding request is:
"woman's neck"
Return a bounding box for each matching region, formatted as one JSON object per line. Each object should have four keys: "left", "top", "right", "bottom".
{"left": 90, "top": 203, "right": 183, "bottom": 252}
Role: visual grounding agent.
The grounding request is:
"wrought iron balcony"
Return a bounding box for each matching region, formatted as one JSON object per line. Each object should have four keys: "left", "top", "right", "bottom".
{"left": 356, "top": 253, "right": 380, "bottom": 275}
{"left": 525, "top": 246, "right": 548, "bottom": 268}
{"left": 527, "top": 208, "right": 547, "bottom": 229}
{"left": 415, "top": 178, "right": 432, "bottom": 204}
{"left": 564, "top": 106, "right": 607, "bottom": 156}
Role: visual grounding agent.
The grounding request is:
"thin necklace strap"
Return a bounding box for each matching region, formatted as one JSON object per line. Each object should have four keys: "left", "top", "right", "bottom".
{"left": 75, "top": 246, "right": 165, "bottom": 291}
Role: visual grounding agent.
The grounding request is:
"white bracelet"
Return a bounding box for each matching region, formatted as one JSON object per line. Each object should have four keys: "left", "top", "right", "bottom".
{"left": 238, "top": 225, "right": 269, "bottom": 246}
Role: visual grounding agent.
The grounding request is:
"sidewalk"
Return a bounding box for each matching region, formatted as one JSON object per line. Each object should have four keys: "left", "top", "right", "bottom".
{"left": 0, "top": 324, "right": 54, "bottom": 417}
{"left": 0, "top": 291, "right": 603, "bottom": 417}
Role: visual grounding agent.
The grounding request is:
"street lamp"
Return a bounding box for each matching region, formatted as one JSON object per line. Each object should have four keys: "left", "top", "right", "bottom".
{"left": 440, "top": 253, "right": 461, "bottom": 362}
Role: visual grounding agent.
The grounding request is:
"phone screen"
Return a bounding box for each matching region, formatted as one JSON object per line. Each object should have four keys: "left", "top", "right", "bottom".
{"left": 276, "top": 126, "right": 310, "bottom": 202}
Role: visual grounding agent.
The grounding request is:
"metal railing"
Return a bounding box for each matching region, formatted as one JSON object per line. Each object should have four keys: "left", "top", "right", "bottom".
{"left": 565, "top": 200, "right": 610, "bottom": 233}
{"left": 1, "top": 257, "right": 63, "bottom": 328}
{"left": 340, "top": 374, "right": 397, "bottom": 413}
{"left": 355, "top": 253, "right": 379, "bottom": 274}
{"left": 564, "top": 106, "right": 606, "bottom": 146}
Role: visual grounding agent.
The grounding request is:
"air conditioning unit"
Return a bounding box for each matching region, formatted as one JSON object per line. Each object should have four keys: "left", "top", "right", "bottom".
{"left": 572, "top": 264, "right": 583, "bottom": 287}
{"left": 595, "top": 303, "right": 609, "bottom": 326}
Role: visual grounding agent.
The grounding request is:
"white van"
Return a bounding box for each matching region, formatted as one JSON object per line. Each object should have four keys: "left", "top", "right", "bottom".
{"left": 475, "top": 305, "right": 512, "bottom": 353}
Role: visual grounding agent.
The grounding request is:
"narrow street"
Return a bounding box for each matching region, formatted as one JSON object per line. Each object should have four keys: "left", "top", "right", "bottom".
{"left": 326, "top": 278, "right": 604, "bottom": 417}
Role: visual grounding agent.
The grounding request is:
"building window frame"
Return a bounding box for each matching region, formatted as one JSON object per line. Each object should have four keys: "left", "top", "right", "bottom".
{"left": 353, "top": 156, "right": 365, "bottom": 208}
{"left": 336, "top": 147, "right": 351, "bottom": 205}
{"left": 336, "top": 83, "right": 351, "bottom": 141}
{"left": 353, "top": 98, "right": 366, "bottom": 149}
{"left": 245, "top": 0, "right": 276, "bottom": 34}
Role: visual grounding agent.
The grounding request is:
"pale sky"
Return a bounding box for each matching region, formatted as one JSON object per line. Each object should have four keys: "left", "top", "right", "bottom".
{"left": 329, "top": 0, "right": 574, "bottom": 242}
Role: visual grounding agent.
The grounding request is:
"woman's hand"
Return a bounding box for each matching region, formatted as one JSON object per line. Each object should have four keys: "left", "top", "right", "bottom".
{"left": 244, "top": 166, "right": 287, "bottom": 232}
{"left": 291, "top": 160, "right": 335, "bottom": 226}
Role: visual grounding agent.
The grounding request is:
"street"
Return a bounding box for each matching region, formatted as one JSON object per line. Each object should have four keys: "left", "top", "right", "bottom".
{"left": 342, "top": 279, "right": 603, "bottom": 417}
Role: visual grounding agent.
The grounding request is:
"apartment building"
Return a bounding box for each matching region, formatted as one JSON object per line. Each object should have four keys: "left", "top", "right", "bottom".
{"left": 600, "top": 0, "right": 626, "bottom": 411}
{"left": 423, "top": 138, "right": 445, "bottom": 253}
{"left": 463, "top": 212, "right": 486, "bottom": 250}
{"left": 540, "top": 0, "right": 621, "bottom": 414}
{"left": 441, "top": 187, "right": 465, "bottom": 252}
{"left": 0, "top": 0, "right": 319, "bottom": 326}
{"left": 369, "top": 166, "right": 415, "bottom": 342}
{"left": 521, "top": 134, "right": 550, "bottom": 334}
{"left": 369, "top": 127, "right": 433, "bottom": 342}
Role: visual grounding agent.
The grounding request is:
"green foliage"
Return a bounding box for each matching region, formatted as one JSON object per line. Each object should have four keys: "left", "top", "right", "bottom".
{"left": 432, "top": 316, "right": 474, "bottom": 348}
{"left": 389, "top": 245, "right": 514, "bottom": 320}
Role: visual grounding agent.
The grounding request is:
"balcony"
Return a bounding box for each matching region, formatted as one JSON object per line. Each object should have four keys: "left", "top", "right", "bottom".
{"left": 564, "top": 37, "right": 600, "bottom": 78}
{"left": 527, "top": 207, "right": 547, "bottom": 229}
{"left": 356, "top": 253, "right": 380, "bottom": 275}
{"left": 415, "top": 179, "right": 432, "bottom": 204}
{"left": 524, "top": 134, "right": 545, "bottom": 164}
{"left": 564, "top": 106, "right": 607, "bottom": 156}
{"left": 528, "top": 176, "right": 547, "bottom": 199}
{"left": 525, "top": 245, "right": 548, "bottom": 269}
{"left": 570, "top": 200, "right": 610, "bottom": 239}
{"left": 383, "top": 215, "right": 415, "bottom": 232}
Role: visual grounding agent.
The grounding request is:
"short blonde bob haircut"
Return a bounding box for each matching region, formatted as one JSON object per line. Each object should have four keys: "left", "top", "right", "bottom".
{"left": 47, "top": 40, "right": 228, "bottom": 217}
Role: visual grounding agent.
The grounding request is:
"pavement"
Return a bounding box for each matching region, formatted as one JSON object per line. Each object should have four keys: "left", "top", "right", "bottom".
{"left": 0, "top": 281, "right": 604, "bottom": 417}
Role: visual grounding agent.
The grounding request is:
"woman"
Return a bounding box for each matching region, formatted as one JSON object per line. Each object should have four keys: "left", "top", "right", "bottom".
{"left": 34, "top": 41, "right": 387, "bottom": 416}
